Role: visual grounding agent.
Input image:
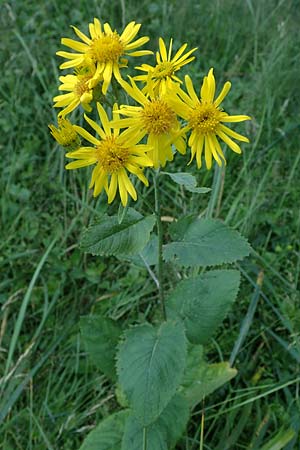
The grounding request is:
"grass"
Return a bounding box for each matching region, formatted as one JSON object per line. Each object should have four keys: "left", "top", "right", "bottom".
{"left": 1, "top": 0, "right": 299, "bottom": 448}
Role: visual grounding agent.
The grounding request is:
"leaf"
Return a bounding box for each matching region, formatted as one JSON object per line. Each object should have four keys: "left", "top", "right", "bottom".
{"left": 79, "top": 410, "right": 128, "bottom": 450}
{"left": 162, "top": 172, "right": 211, "bottom": 194}
{"left": 260, "top": 428, "right": 296, "bottom": 450}
{"left": 163, "top": 217, "right": 251, "bottom": 266}
{"left": 166, "top": 270, "right": 240, "bottom": 344}
{"left": 181, "top": 345, "right": 237, "bottom": 409}
{"left": 122, "top": 394, "right": 189, "bottom": 450}
{"left": 122, "top": 414, "right": 167, "bottom": 450}
{"left": 80, "top": 315, "right": 122, "bottom": 381}
{"left": 117, "top": 321, "right": 187, "bottom": 426}
{"left": 120, "top": 234, "right": 158, "bottom": 267}
{"left": 80, "top": 208, "right": 156, "bottom": 257}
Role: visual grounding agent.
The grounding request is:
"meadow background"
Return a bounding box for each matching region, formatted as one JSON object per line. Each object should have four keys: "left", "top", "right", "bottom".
{"left": 0, "top": 0, "right": 300, "bottom": 448}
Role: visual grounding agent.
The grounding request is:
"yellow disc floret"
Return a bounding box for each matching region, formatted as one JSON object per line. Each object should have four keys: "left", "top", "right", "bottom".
{"left": 141, "top": 99, "right": 177, "bottom": 135}
{"left": 188, "top": 103, "right": 221, "bottom": 134}
{"left": 89, "top": 33, "right": 125, "bottom": 64}
{"left": 96, "top": 137, "right": 129, "bottom": 173}
{"left": 152, "top": 61, "right": 175, "bottom": 79}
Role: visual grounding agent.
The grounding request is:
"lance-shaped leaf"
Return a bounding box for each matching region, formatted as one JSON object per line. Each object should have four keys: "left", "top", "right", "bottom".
{"left": 163, "top": 217, "right": 251, "bottom": 266}
{"left": 79, "top": 410, "right": 128, "bottom": 450}
{"left": 80, "top": 208, "right": 156, "bottom": 257}
{"left": 80, "top": 315, "right": 122, "bottom": 381}
{"left": 181, "top": 345, "right": 237, "bottom": 409}
{"left": 161, "top": 172, "right": 211, "bottom": 194}
{"left": 166, "top": 270, "right": 241, "bottom": 344}
{"left": 117, "top": 321, "right": 187, "bottom": 426}
{"left": 122, "top": 394, "right": 189, "bottom": 450}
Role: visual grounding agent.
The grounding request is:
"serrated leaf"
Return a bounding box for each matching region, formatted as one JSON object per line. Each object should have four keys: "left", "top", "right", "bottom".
{"left": 80, "top": 315, "right": 122, "bottom": 381}
{"left": 79, "top": 410, "right": 128, "bottom": 450}
{"left": 166, "top": 270, "right": 240, "bottom": 344}
{"left": 80, "top": 208, "right": 156, "bottom": 257}
{"left": 122, "top": 394, "right": 189, "bottom": 450}
{"left": 122, "top": 414, "right": 167, "bottom": 450}
{"left": 162, "top": 172, "right": 211, "bottom": 194}
{"left": 182, "top": 345, "right": 237, "bottom": 409}
{"left": 163, "top": 218, "right": 251, "bottom": 266}
{"left": 117, "top": 321, "right": 187, "bottom": 426}
{"left": 120, "top": 234, "right": 158, "bottom": 267}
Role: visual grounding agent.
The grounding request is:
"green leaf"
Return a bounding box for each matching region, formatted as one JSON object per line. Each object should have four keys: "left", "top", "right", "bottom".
{"left": 182, "top": 345, "right": 237, "bottom": 409}
{"left": 80, "top": 315, "right": 122, "bottom": 381}
{"left": 80, "top": 208, "right": 156, "bottom": 257}
{"left": 122, "top": 394, "right": 189, "bottom": 450}
{"left": 260, "top": 428, "right": 296, "bottom": 450}
{"left": 79, "top": 410, "right": 128, "bottom": 450}
{"left": 117, "top": 321, "right": 187, "bottom": 426}
{"left": 121, "top": 234, "right": 158, "bottom": 267}
{"left": 163, "top": 218, "right": 251, "bottom": 266}
{"left": 166, "top": 270, "right": 240, "bottom": 344}
{"left": 162, "top": 172, "right": 211, "bottom": 194}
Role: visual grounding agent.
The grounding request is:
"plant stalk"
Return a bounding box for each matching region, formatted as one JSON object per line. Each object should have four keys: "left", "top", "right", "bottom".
{"left": 153, "top": 171, "right": 167, "bottom": 321}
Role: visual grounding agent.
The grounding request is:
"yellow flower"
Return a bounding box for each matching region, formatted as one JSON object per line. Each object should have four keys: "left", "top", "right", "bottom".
{"left": 65, "top": 103, "right": 153, "bottom": 206}
{"left": 111, "top": 77, "right": 186, "bottom": 169}
{"left": 167, "top": 68, "right": 251, "bottom": 169}
{"left": 134, "top": 37, "right": 197, "bottom": 96}
{"left": 57, "top": 18, "right": 152, "bottom": 94}
{"left": 49, "top": 117, "right": 81, "bottom": 150}
{"left": 53, "top": 71, "right": 96, "bottom": 117}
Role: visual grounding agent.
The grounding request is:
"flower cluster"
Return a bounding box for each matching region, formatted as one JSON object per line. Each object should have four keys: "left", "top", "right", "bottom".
{"left": 50, "top": 17, "right": 251, "bottom": 205}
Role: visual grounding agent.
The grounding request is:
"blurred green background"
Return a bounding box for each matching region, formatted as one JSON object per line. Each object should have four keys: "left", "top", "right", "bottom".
{"left": 0, "top": 0, "right": 299, "bottom": 448}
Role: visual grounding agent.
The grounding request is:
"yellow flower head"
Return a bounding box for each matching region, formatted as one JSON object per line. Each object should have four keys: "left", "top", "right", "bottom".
{"left": 65, "top": 103, "right": 153, "bottom": 206}
{"left": 57, "top": 18, "right": 152, "bottom": 95}
{"left": 53, "top": 64, "right": 99, "bottom": 116}
{"left": 111, "top": 77, "right": 186, "bottom": 169}
{"left": 167, "top": 68, "right": 251, "bottom": 169}
{"left": 49, "top": 117, "right": 81, "bottom": 150}
{"left": 134, "top": 37, "right": 197, "bottom": 96}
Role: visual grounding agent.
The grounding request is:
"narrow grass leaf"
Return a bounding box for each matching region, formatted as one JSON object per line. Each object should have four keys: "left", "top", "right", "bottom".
{"left": 260, "top": 428, "right": 296, "bottom": 450}
{"left": 3, "top": 237, "right": 57, "bottom": 380}
{"left": 117, "top": 321, "right": 187, "bottom": 426}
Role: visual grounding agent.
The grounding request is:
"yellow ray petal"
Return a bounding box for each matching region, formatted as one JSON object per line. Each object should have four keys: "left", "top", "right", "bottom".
{"left": 84, "top": 114, "right": 106, "bottom": 140}
{"left": 219, "top": 124, "right": 249, "bottom": 142}
{"left": 214, "top": 81, "right": 231, "bottom": 107}
{"left": 97, "top": 102, "right": 111, "bottom": 136}
{"left": 217, "top": 129, "right": 242, "bottom": 153}
{"left": 107, "top": 173, "right": 118, "bottom": 203}
{"left": 71, "top": 26, "right": 91, "bottom": 44}
{"left": 73, "top": 125, "right": 100, "bottom": 145}
{"left": 61, "top": 38, "right": 88, "bottom": 53}
{"left": 221, "top": 115, "right": 251, "bottom": 123}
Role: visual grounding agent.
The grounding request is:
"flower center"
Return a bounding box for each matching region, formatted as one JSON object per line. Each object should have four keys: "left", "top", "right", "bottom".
{"left": 96, "top": 137, "right": 129, "bottom": 173}
{"left": 74, "top": 76, "right": 91, "bottom": 97}
{"left": 152, "top": 62, "right": 174, "bottom": 79}
{"left": 188, "top": 103, "right": 221, "bottom": 134}
{"left": 90, "top": 33, "right": 124, "bottom": 63}
{"left": 141, "top": 99, "right": 176, "bottom": 135}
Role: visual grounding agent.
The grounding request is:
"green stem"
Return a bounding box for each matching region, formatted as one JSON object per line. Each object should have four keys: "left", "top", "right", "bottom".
{"left": 206, "top": 164, "right": 223, "bottom": 219}
{"left": 143, "top": 427, "right": 147, "bottom": 450}
{"left": 153, "top": 171, "right": 167, "bottom": 321}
